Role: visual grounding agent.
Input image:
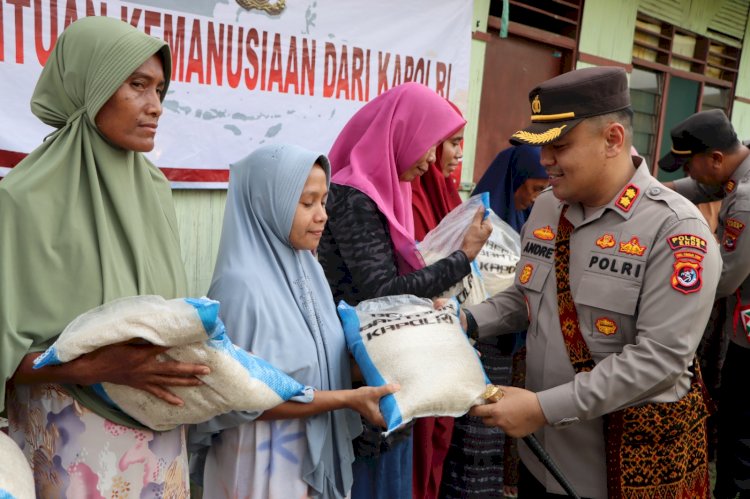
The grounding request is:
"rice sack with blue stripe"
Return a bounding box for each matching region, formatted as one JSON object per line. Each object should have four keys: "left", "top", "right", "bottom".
{"left": 34, "top": 295, "right": 307, "bottom": 431}
{"left": 475, "top": 210, "right": 522, "bottom": 296}
{"left": 418, "top": 193, "right": 491, "bottom": 305}
{"left": 338, "top": 295, "right": 490, "bottom": 435}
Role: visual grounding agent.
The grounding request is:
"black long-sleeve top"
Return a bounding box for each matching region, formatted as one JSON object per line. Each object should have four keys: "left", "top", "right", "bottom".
{"left": 318, "top": 184, "right": 471, "bottom": 307}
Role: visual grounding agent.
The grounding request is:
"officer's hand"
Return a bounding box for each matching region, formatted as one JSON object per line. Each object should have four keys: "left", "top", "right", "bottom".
{"left": 469, "top": 386, "right": 547, "bottom": 437}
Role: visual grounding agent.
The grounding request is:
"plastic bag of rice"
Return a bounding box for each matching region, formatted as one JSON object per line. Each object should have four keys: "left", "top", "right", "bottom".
{"left": 338, "top": 295, "right": 489, "bottom": 435}
{"left": 418, "top": 193, "right": 491, "bottom": 306}
{"left": 34, "top": 295, "right": 307, "bottom": 431}
{"left": 0, "top": 431, "right": 35, "bottom": 499}
{"left": 475, "top": 210, "right": 521, "bottom": 296}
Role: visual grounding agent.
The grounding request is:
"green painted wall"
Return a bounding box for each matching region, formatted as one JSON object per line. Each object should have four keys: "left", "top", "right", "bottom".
{"left": 732, "top": 10, "right": 750, "bottom": 140}
{"left": 173, "top": 189, "right": 226, "bottom": 297}
{"left": 460, "top": 0, "right": 491, "bottom": 196}
{"left": 578, "top": 0, "right": 639, "bottom": 64}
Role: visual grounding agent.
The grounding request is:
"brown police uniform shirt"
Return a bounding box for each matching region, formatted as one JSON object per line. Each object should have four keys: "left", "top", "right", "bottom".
{"left": 673, "top": 153, "right": 750, "bottom": 349}
{"left": 467, "top": 159, "right": 720, "bottom": 498}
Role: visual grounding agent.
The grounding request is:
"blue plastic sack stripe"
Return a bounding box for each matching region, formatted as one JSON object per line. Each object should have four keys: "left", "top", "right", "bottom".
{"left": 203, "top": 320, "right": 306, "bottom": 401}
{"left": 337, "top": 301, "right": 403, "bottom": 431}
{"left": 32, "top": 345, "right": 60, "bottom": 368}
{"left": 480, "top": 191, "right": 490, "bottom": 219}
{"left": 0, "top": 488, "right": 17, "bottom": 499}
{"left": 184, "top": 297, "right": 221, "bottom": 337}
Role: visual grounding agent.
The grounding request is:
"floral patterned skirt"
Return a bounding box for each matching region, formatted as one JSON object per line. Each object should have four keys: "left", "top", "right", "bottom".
{"left": 6, "top": 383, "right": 189, "bottom": 499}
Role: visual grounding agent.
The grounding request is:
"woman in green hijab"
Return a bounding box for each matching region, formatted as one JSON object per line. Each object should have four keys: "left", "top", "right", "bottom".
{"left": 0, "top": 16, "right": 209, "bottom": 497}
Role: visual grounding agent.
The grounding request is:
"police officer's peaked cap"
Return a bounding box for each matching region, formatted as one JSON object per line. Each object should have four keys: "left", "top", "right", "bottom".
{"left": 658, "top": 109, "right": 739, "bottom": 172}
{"left": 510, "top": 66, "right": 631, "bottom": 146}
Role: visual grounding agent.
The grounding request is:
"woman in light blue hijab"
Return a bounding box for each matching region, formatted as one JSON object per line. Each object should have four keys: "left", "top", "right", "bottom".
{"left": 190, "top": 144, "right": 395, "bottom": 498}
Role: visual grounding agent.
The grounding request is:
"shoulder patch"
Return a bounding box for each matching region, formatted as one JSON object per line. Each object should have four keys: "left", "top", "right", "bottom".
{"left": 615, "top": 184, "right": 639, "bottom": 212}
{"left": 725, "top": 180, "right": 736, "bottom": 193}
{"left": 671, "top": 258, "right": 703, "bottom": 294}
{"left": 724, "top": 218, "right": 745, "bottom": 252}
{"left": 667, "top": 234, "right": 708, "bottom": 253}
{"left": 726, "top": 218, "right": 745, "bottom": 232}
{"left": 533, "top": 226, "right": 555, "bottom": 241}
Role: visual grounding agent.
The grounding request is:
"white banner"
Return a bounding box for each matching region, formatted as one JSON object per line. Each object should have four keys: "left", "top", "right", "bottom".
{"left": 0, "top": 0, "right": 472, "bottom": 188}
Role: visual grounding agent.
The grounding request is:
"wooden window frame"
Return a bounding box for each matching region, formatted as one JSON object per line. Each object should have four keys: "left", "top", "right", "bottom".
{"left": 631, "top": 13, "right": 741, "bottom": 174}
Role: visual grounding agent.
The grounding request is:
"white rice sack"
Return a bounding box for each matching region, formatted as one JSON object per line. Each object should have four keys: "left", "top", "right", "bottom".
{"left": 0, "top": 431, "right": 35, "bottom": 499}
{"left": 99, "top": 324, "right": 307, "bottom": 431}
{"left": 418, "top": 193, "right": 491, "bottom": 305}
{"left": 33, "top": 295, "right": 212, "bottom": 367}
{"left": 475, "top": 211, "right": 521, "bottom": 296}
{"left": 338, "top": 295, "right": 489, "bottom": 435}
{"left": 34, "top": 296, "right": 307, "bottom": 432}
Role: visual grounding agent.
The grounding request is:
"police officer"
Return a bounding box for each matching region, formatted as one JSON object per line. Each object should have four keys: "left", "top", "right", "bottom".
{"left": 660, "top": 109, "right": 750, "bottom": 499}
{"left": 464, "top": 67, "right": 720, "bottom": 498}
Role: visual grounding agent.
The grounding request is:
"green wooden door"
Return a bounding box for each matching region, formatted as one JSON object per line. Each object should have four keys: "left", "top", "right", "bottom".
{"left": 657, "top": 76, "right": 700, "bottom": 182}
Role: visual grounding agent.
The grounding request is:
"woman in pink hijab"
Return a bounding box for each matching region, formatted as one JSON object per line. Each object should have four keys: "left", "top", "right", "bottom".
{"left": 318, "top": 82, "right": 492, "bottom": 499}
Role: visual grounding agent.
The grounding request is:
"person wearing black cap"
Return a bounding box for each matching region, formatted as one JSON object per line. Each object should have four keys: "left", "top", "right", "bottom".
{"left": 660, "top": 109, "right": 750, "bottom": 499}
{"left": 462, "top": 66, "right": 720, "bottom": 498}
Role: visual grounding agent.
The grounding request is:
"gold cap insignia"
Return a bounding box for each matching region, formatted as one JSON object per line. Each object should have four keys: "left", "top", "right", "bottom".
{"left": 531, "top": 95, "right": 541, "bottom": 114}
{"left": 511, "top": 125, "right": 567, "bottom": 145}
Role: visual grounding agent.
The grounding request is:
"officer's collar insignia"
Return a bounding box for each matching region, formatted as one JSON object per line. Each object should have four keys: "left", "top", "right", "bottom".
{"left": 667, "top": 234, "right": 707, "bottom": 253}
{"left": 725, "top": 180, "right": 736, "bottom": 193}
{"left": 511, "top": 125, "right": 567, "bottom": 145}
{"left": 519, "top": 263, "right": 534, "bottom": 284}
{"left": 619, "top": 236, "right": 646, "bottom": 256}
{"left": 532, "top": 95, "right": 541, "bottom": 114}
{"left": 595, "top": 317, "right": 617, "bottom": 336}
{"left": 532, "top": 225, "right": 555, "bottom": 241}
{"left": 615, "top": 184, "right": 639, "bottom": 212}
{"left": 595, "top": 234, "right": 616, "bottom": 249}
